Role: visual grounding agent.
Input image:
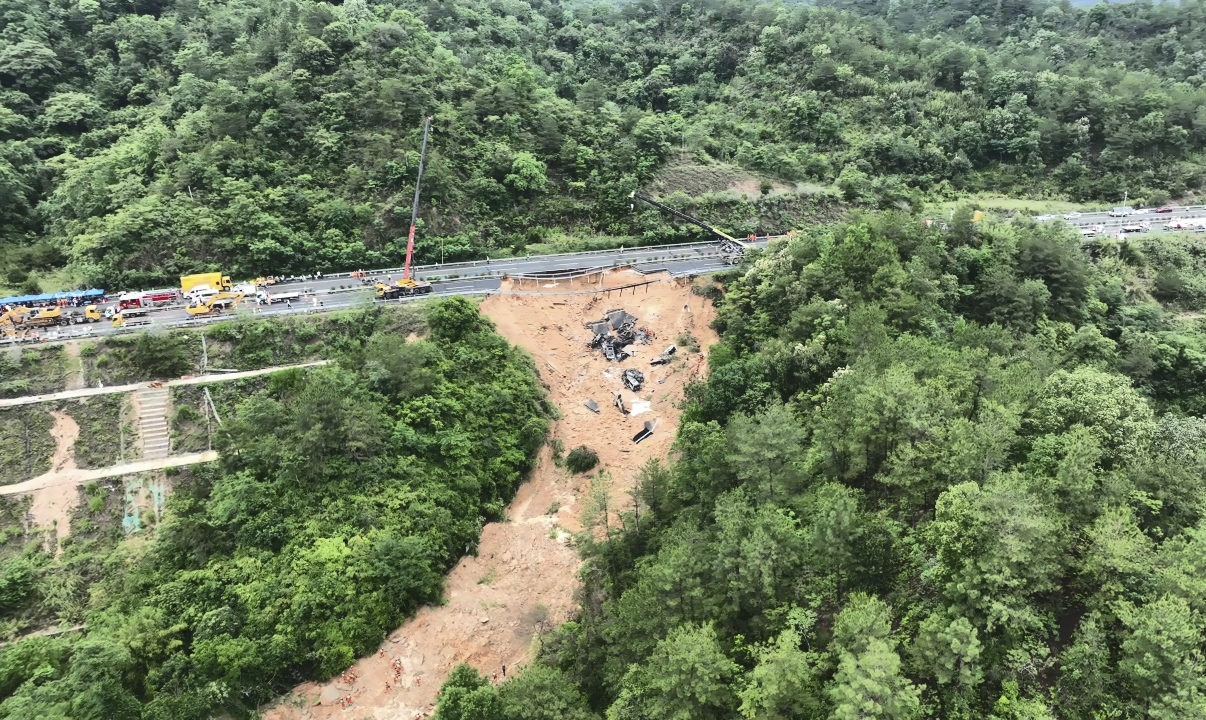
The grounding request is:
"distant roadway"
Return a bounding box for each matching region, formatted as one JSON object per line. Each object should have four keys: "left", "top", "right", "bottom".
{"left": 1033, "top": 204, "right": 1206, "bottom": 234}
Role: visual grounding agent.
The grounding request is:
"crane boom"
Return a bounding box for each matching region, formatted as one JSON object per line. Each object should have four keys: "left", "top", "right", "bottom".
{"left": 628, "top": 191, "right": 750, "bottom": 262}
{"left": 629, "top": 191, "right": 737, "bottom": 242}
{"left": 403, "top": 116, "right": 433, "bottom": 281}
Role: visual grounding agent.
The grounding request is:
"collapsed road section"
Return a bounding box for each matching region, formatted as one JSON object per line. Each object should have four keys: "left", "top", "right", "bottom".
{"left": 586, "top": 308, "right": 655, "bottom": 361}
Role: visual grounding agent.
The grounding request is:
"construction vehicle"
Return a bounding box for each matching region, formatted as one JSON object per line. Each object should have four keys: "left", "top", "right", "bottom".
{"left": 185, "top": 291, "right": 244, "bottom": 316}
{"left": 376, "top": 281, "right": 432, "bottom": 300}
{"left": 20, "top": 306, "right": 72, "bottom": 328}
{"left": 69, "top": 305, "right": 103, "bottom": 323}
{"left": 377, "top": 116, "right": 435, "bottom": 300}
{"left": 0, "top": 305, "right": 31, "bottom": 325}
{"left": 180, "top": 272, "right": 232, "bottom": 295}
{"left": 629, "top": 191, "right": 750, "bottom": 263}
{"left": 256, "top": 289, "right": 303, "bottom": 305}
{"left": 254, "top": 277, "right": 276, "bottom": 287}
{"left": 111, "top": 307, "right": 151, "bottom": 328}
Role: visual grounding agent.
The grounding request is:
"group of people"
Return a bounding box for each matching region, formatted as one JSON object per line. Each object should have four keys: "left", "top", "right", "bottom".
{"left": 2, "top": 296, "right": 95, "bottom": 313}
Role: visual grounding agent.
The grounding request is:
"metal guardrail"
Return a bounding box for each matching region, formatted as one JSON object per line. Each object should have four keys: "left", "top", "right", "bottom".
{"left": 321, "top": 240, "right": 729, "bottom": 280}
{"left": 0, "top": 254, "right": 751, "bottom": 348}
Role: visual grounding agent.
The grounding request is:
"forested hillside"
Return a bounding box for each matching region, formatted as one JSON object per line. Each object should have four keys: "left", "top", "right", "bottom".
{"left": 0, "top": 299, "right": 549, "bottom": 719}
{"left": 4, "top": 0, "right": 1206, "bottom": 289}
{"left": 432, "top": 214, "right": 1206, "bottom": 719}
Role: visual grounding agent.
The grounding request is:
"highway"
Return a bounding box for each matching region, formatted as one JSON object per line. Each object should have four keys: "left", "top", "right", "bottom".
{"left": 3, "top": 240, "right": 768, "bottom": 345}
{"left": 1032, "top": 204, "right": 1206, "bottom": 235}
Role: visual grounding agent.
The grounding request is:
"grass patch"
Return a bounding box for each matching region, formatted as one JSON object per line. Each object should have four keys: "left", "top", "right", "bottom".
{"left": 676, "top": 332, "right": 701, "bottom": 354}
{"left": 170, "top": 377, "right": 271, "bottom": 453}
{"left": 0, "top": 345, "right": 68, "bottom": 398}
{"left": 523, "top": 234, "right": 640, "bottom": 255}
{"left": 77, "top": 304, "right": 428, "bottom": 389}
{"left": 0, "top": 407, "right": 55, "bottom": 485}
{"left": 930, "top": 195, "right": 1109, "bottom": 216}
{"left": 60, "top": 395, "right": 136, "bottom": 469}
{"left": 0, "top": 496, "right": 30, "bottom": 560}
{"left": 81, "top": 331, "right": 202, "bottom": 387}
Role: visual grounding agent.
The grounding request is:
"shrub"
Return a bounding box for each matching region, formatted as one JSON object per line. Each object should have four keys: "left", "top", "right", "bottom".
{"left": 565, "top": 446, "right": 599, "bottom": 474}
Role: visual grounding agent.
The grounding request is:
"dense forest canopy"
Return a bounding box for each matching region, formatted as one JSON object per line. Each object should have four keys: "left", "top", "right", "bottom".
{"left": 432, "top": 214, "right": 1206, "bottom": 720}
{"left": 2, "top": 0, "right": 1206, "bottom": 289}
{"left": 0, "top": 300, "right": 549, "bottom": 719}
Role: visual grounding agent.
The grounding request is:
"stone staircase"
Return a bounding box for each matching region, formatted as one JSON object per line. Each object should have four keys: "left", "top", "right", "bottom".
{"left": 136, "top": 387, "right": 171, "bottom": 460}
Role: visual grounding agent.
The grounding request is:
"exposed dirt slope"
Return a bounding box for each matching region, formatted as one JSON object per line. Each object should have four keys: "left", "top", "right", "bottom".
{"left": 27, "top": 410, "right": 81, "bottom": 551}
{"left": 264, "top": 270, "right": 718, "bottom": 719}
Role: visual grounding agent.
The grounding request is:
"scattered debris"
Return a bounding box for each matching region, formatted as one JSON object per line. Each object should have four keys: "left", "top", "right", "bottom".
{"left": 651, "top": 344, "right": 677, "bottom": 365}
{"left": 613, "top": 391, "right": 627, "bottom": 415}
{"left": 622, "top": 369, "right": 645, "bottom": 391}
{"left": 629, "top": 400, "right": 652, "bottom": 416}
{"left": 586, "top": 307, "right": 653, "bottom": 361}
{"left": 632, "top": 420, "right": 656, "bottom": 444}
{"left": 584, "top": 399, "right": 600, "bottom": 414}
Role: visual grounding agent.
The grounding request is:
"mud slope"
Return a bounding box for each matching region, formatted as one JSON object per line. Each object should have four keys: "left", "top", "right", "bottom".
{"left": 264, "top": 270, "right": 718, "bottom": 719}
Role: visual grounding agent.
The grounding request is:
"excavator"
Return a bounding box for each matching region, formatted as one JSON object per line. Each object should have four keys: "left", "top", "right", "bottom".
{"left": 9, "top": 306, "right": 72, "bottom": 329}
{"left": 377, "top": 116, "right": 435, "bottom": 301}
{"left": 186, "top": 291, "right": 244, "bottom": 316}
{"left": 629, "top": 191, "right": 751, "bottom": 264}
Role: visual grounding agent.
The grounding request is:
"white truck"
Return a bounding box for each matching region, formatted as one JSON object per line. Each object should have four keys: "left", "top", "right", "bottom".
{"left": 256, "top": 289, "right": 304, "bottom": 305}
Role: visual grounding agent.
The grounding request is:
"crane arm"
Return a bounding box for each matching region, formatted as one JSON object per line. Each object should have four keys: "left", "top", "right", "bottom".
{"left": 629, "top": 191, "right": 740, "bottom": 243}
{"left": 403, "top": 116, "right": 433, "bottom": 281}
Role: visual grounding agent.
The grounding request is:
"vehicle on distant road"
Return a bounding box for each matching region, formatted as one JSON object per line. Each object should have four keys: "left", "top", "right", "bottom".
{"left": 1134, "top": 208, "right": 1150, "bottom": 215}
{"left": 1035, "top": 214, "right": 1054, "bottom": 221}
{"left": 1120, "top": 223, "right": 1149, "bottom": 233}
{"left": 1156, "top": 206, "right": 1174, "bottom": 213}
{"left": 1109, "top": 206, "right": 1135, "bottom": 217}
{"left": 1064, "top": 212, "right": 1082, "bottom": 219}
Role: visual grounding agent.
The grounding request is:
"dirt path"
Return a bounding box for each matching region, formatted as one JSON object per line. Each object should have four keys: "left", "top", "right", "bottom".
{"left": 0, "top": 361, "right": 329, "bottom": 408}
{"left": 62, "top": 341, "right": 86, "bottom": 391}
{"left": 27, "top": 410, "right": 81, "bottom": 550}
{"left": 1, "top": 451, "right": 217, "bottom": 496}
{"left": 264, "top": 270, "right": 717, "bottom": 719}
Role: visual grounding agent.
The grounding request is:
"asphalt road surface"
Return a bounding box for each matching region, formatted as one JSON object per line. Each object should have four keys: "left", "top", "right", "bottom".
{"left": 1034, "top": 204, "right": 1206, "bottom": 235}
{"left": 4, "top": 241, "right": 762, "bottom": 346}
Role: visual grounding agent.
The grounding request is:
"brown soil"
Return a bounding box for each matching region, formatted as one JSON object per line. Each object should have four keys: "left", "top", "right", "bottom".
{"left": 27, "top": 410, "right": 81, "bottom": 551}
{"left": 263, "top": 270, "right": 718, "bottom": 719}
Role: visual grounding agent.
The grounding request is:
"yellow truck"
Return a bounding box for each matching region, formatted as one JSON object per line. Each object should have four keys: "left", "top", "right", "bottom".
{"left": 111, "top": 307, "right": 151, "bottom": 328}
{"left": 180, "top": 272, "right": 232, "bottom": 295}
{"left": 71, "top": 305, "right": 103, "bottom": 323}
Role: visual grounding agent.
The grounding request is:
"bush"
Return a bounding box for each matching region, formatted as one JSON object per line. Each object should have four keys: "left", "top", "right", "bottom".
{"left": 565, "top": 446, "right": 599, "bottom": 474}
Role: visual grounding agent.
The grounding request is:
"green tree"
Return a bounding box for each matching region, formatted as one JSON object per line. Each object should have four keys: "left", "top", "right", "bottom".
{"left": 827, "top": 594, "right": 921, "bottom": 720}
{"left": 738, "top": 610, "right": 823, "bottom": 719}
{"left": 1117, "top": 595, "right": 1206, "bottom": 716}
{"left": 911, "top": 612, "right": 983, "bottom": 688}
{"left": 628, "top": 623, "right": 740, "bottom": 720}
{"left": 727, "top": 403, "right": 806, "bottom": 503}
